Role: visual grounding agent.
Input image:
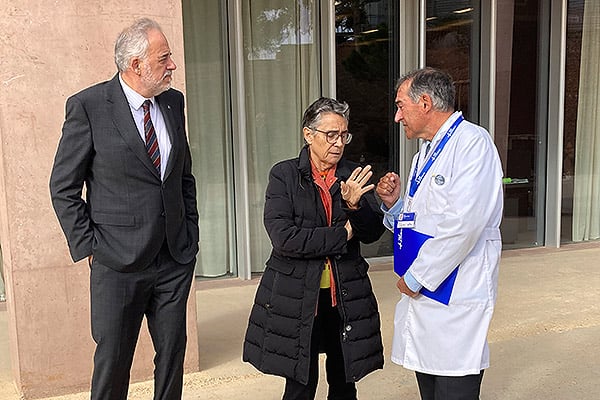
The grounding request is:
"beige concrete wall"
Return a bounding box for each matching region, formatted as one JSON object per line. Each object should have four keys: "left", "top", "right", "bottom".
{"left": 0, "top": 1, "right": 198, "bottom": 398}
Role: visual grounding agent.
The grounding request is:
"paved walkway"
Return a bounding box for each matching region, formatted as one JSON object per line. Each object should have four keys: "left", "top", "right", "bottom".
{"left": 1, "top": 243, "right": 600, "bottom": 399}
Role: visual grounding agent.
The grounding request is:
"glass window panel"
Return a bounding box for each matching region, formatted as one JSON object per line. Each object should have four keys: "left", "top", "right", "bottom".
{"left": 334, "top": 0, "right": 396, "bottom": 258}
{"left": 182, "top": 1, "right": 235, "bottom": 277}
{"left": 425, "top": 0, "right": 478, "bottom": 121}
{"left": 562, "top": 0, "right": 600, "bottom": 243}
{"left": 242, "top": 0, "right": 322, "bottom": 271}
{"left": 495, "top": 0, "right": 547, "bottom": 248}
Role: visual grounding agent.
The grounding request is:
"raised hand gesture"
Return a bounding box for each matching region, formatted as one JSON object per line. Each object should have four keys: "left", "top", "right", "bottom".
{"left": 341, "top": 165, "right": 375, "bottom": 209}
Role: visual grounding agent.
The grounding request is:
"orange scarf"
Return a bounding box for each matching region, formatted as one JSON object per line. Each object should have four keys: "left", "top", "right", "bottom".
{"left": 311, "top": 162, "right": 338, "bottom": 307}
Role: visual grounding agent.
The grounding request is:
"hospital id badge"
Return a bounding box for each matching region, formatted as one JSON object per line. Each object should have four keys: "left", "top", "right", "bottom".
{"left": 395, "top": 212, "right": 416, "bottom": 229}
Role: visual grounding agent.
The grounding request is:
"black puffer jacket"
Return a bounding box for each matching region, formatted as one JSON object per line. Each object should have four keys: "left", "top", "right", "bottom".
{"left": 243, "top": 146, "right": 385, "bottom": 385}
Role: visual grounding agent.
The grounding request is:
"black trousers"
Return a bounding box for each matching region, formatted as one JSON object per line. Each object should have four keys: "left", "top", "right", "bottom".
{"left": 283, "top": 289, "right": 357, "bottom": 400}
{"left": 415, "top": 370, "right": 484, "bottom": 400}
{"left": 89, "top": 242, "right": 195, "bottom": 400}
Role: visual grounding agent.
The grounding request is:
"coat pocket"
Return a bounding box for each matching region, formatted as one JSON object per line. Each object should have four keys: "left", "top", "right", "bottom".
{"left": 265, "top": 253, "right": 296, "bottom": 275}
{"left": 265, "top": 254, "right": 306, "bottom": 304}
{"left": 91, "top": 211, "right": 135, "bottom": 226}
{"left": 350, "top": 257, "right": 369, "bottom": 278}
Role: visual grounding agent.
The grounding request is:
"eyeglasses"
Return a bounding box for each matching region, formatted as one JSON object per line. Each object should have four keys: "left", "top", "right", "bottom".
{"left": 311, "top": 128, "right": 353, "bottom": 144}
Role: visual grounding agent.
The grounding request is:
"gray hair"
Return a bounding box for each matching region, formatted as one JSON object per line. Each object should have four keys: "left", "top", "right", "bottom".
{"left": 301, "top": 97, "right": 350, "bottom": 130}
{"left": 395, "top": 67, "right": 455, "bottom": 112}
{"left": 114, "top": 18, "right": 163, "bottom": 72}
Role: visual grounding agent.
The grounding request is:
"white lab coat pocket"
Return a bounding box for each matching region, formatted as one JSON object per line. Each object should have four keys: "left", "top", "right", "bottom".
{"left": 424, "top": 171, "right": 450, "bottom": 214}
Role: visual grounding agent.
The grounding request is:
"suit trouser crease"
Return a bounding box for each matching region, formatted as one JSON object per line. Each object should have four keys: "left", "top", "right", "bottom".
{"left": 90, "top": 243, "right": 194, "bottom": 400}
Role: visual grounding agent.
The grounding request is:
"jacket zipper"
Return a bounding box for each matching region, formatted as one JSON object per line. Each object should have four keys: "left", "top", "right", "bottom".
{"left": 331, "top": 258, "right": 348, "bottom": 341}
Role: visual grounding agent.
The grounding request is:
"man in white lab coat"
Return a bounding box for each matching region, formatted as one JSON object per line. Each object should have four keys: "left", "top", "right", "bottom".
{"left": 376, "top": 67, "right": 504, "bottom": 400}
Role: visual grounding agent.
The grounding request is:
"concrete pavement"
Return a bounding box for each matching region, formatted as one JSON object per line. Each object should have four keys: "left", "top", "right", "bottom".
{"left": 1, "top": 243, "right": 600, "bottom": 399}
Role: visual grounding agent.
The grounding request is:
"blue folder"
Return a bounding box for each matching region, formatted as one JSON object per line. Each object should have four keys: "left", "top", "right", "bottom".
{"left": 393, "top": 222, "right": 458, "bottom": 305}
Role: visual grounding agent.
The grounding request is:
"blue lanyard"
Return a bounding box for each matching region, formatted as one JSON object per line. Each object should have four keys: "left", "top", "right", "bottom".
{"left": 408, "top": 115, "right": 464, "bottom": 198}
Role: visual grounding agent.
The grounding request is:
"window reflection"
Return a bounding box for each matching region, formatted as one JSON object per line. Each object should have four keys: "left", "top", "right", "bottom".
{"left": 246, "top": 2, "right": 314, "bottom": 60}
{"left": 495, "top": 0, "right": 546, "bottom": 248}
{"left": 425, "top": 0, "right": 476, "bottom": 120}
{"left": 335, "top": 0, "right": 394, "bottom": 257}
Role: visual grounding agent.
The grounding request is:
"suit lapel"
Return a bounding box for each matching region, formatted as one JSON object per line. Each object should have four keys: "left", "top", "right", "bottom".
{"left": 105, "top": 75, "right": 161, "bottom": 177}
{"left": 156, "top": 94, "right": 180, "bottom": 181}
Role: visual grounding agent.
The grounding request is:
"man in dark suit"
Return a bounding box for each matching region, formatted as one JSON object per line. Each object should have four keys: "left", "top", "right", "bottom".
{"left": 49, "top": 18, "right": 199, "bottom": 400}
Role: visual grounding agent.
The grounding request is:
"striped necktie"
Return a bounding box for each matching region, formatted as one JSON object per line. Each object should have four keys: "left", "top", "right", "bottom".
{"left": 143, "top": 100, "right": 161, "bottom": 174}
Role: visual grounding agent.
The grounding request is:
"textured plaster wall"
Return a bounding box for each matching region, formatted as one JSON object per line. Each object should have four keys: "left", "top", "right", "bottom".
{"left": 0, "top": 1, "right": 198, "bottom": 397}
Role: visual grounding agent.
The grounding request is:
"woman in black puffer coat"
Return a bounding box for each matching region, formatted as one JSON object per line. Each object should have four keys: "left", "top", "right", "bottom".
{"left": 243, "top": 97, "right": 385, "bottom": 400}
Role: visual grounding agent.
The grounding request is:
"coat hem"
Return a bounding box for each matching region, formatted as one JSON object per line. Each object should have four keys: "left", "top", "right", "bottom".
{"left": 390, "top": 356, "right": 489, "bottom": 376}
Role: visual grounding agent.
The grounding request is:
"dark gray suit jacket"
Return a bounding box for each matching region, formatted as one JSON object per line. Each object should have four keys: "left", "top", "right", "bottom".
{"left": 50, "top": 74, "right": 199, "bottom": 272}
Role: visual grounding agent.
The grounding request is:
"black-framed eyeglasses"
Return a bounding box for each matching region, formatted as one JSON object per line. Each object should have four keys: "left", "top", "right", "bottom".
{"left": 311, "top": 128, "right": 353, "bottom": 144}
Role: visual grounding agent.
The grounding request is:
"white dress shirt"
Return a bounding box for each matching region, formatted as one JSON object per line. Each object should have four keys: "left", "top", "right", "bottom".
{"left": 119, "top": 75, "right": 172, "bottom": 179}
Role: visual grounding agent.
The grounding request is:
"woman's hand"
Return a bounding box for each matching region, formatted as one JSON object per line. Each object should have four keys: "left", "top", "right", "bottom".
{"left": 344, "top": 220, "right": 354, "bottom": 240}
{"left": 341, "top": 165, "right": 375, "bottom": 209}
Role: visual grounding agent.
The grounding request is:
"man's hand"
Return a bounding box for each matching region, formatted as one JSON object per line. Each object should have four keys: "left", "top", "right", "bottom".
{"left": 396, "top": 277, "right": 418, "bottom": 297}
{"left": 341, "top": 165, "right": 375, "bottom": 209}
{"left": 376, "top": 172, "right": 401, "bottom": 209}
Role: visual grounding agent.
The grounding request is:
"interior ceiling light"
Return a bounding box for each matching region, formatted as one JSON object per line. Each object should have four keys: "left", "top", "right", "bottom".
{"left": 453, "top": 7, "right": 474, "bottom": 14}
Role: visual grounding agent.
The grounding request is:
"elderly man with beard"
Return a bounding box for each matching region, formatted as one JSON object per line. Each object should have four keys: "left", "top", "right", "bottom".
{"left": 50, "top": 18, "right": 199, "bottom": 400}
